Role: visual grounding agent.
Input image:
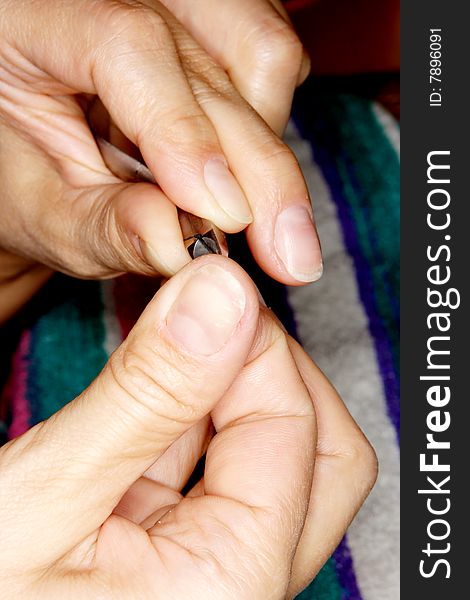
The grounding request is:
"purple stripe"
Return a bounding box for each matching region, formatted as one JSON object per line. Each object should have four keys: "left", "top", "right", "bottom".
{"left": 333, "top": 536, "right": 363, "bottom": 599}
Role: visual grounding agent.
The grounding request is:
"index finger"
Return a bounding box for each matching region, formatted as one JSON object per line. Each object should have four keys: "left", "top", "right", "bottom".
{"left": 206, "top": 309, "right": 316, "bottom": 515}
{"left": 286, "top": 339, "right": 378, "bottom": 596}
{"left": 149, "top": 308, "right": 316, "bottom": 596}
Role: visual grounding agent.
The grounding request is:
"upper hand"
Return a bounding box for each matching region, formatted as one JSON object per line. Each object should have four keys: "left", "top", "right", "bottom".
{"left": 0, "top": 0, "right": 321, "bottom": 322}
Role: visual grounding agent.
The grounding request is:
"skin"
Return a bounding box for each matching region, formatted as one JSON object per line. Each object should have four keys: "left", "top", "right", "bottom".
{"left": 157, "top": 0, "right": 311, "bottom": 135}
{"left": 0, "top": 4, "right": 377, "bottom": 596}
{"left": 0, "top": 256, "right": 377, "bottom": 599}
{"left": 0, "top": 0, "right": 321, "bottom": 324}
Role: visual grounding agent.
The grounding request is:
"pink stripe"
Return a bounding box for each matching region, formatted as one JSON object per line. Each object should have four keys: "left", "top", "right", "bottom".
{"left": 7, "top": 331, "right": 32, "bottom": 439}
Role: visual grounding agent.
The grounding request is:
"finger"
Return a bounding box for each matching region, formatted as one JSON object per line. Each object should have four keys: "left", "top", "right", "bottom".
{"left": 119, "top": 0, "right": 323, "bottom": 284}
{"left": 186, "top": 477, "right": 205, "bottom": 498}
{"left": 110, "top": 50, "right": 322, "bottom": 285}
{"left": 113, "top": 417, "right": 212, "bottom": 525}
{"left": 113, "top": 477, "right": 182, "bottom": 526}
{"left": 4, "top": 0, "right": 252, "bottom": 233}
{"left": 182, "top": 71, "right": 322, "bottom": 284}
{"left": 286, "top": 339, "right": 378, "bottom": 597}
{"left": 0, "top": 256, "right": 259, "bottom": 568}
{"left": 251, "top": 0, "right": 311, "bottom": 85}
{"left": 149, "top": 308, "right": 316, "bottom": 596}
{"left": 143, "top": 415, "right": 212, "bottom": 490}
{"left": 159, "top": 0, "right": 310, "bottom": 135}
{"left": 206, "top": 310, "right": 315, "bottom": 525}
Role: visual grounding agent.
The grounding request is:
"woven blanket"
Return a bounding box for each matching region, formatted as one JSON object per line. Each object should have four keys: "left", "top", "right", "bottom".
{"left": 0, "top": 82, "right": 400, "bottom": 599}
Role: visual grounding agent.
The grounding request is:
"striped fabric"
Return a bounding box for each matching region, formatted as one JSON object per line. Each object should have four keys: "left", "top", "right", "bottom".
{"left": 289, "top": 87, "right": 400, "bottom": 599}
{"left": 1, "top": 86, "right": 400, "bottom": 599}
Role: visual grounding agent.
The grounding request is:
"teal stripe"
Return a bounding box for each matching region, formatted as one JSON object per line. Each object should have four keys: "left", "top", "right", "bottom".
{"left": 0, "top": 420, "right": 7, "bottom": 445}
{"left": 296, "top": 559, "right": 344, "bottom": 600}
{"left": 27, "top": 276, "right": 108, "bottom": 423}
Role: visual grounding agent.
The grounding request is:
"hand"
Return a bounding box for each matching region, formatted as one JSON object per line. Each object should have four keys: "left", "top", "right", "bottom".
{"left": 0, "top": 257, "right": 376, "bottom": 599}
{"left": 0, "top": 0, "right": 321, "bottom": 323}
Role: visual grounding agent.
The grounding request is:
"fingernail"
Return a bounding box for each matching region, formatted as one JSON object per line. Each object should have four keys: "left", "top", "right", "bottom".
{"left": 166, "top": 264, "right": 246, "bottom": 355}
{"left": 274, "top": 205, "right": 323, "bottom": 282}
{"left": 139, "top": 238, "right": 191, "bottom": 276}
{"left": 204, "top": 158, "right": 253, "bottom": 225}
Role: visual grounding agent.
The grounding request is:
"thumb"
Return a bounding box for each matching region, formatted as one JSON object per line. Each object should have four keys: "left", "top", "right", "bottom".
{"left": 0, "top": 256, "right": 259, "bottom": 568}
{"left": 54, "top": 181, "right": 193, "bottom": 279}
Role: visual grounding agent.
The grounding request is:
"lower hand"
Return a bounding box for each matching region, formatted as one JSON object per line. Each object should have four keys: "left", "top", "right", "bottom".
{"left": 0, "top": 257, "right": 376, "bottom": 599}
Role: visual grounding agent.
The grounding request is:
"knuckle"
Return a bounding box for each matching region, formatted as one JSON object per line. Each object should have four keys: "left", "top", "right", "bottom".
{"left": 346, "top": 435, "right": 379, "bottom": 495}
{"left": 249, "top": 134, "right": 299, "bottom": 177}
{"left": 248, "top": 312, "right": 287, "bottom": 364}
{"left": 108, "top": 338, "right": 203, "bottom": 428}
{"left": 362, "top": 441, "right": 379, "bottom": 489}
{"left": 155, "top": 108, "right": 209, "bottom": 142}
{"left": 251, "top": 18, "right": 303, "bottom": 75}
{"left": 99, "top": 1, "right": 169, "bottom": 43}
{"left": 265, "top": 141, "right": 298, "bottom": 167}
{"left": 183, "top": 50, "right": 234, "bottom": 98}
{"left": 92, "top": 1, "right": 172, "bottom": 72}
{"left": 151, "top": 107, "right": 219, "bottom": 160}
{"left": 190, "top": 69, "right": 234, "bottom": 105}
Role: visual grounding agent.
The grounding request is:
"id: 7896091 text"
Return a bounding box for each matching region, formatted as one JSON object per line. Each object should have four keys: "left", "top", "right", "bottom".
{"left": 429, "top": 29, "right": 442, "bottom": 107}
